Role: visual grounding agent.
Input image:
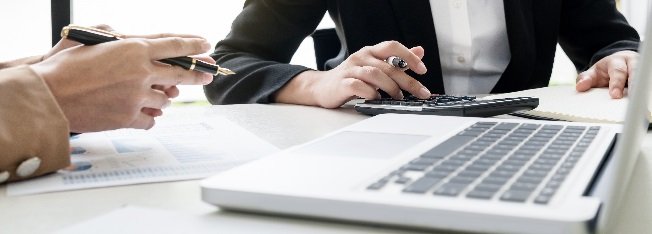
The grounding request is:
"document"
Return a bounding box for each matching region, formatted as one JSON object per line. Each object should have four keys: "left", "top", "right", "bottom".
{"left": 483, "top": 86, "right": 652, "bottom": 124}
{"left": 7, "top": 107, "right": 279, "bottom": 196}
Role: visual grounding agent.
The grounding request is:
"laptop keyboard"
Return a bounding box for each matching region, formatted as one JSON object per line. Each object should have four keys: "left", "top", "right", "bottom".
{"left": 367, "top": 122, "right": 600, "bottom": 204}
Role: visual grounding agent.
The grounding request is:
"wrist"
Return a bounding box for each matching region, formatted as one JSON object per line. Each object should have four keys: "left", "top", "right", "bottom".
{"left": 274, "top": 70, "right": 323, "bottom": 106}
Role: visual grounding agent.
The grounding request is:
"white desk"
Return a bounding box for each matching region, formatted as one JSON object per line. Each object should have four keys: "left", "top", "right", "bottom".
{"left": 2, "top": 103, "right": 651, "bottom": 233}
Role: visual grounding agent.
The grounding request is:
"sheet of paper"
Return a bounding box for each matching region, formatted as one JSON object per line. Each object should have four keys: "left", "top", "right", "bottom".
{"left": 55, "top": 206, "right": 414, "bottom": 234}
{"left": 7, "top": 107, "right": 279, "bottom": 196}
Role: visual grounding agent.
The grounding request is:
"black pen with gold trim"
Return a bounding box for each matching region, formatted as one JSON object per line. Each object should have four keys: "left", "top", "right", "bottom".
{"left": 60, "top": 25, "right": 235, "bottom": 76}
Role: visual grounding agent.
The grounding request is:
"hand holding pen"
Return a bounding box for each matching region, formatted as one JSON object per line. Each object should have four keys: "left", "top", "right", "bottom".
{"left": 30, "top": 25, "right": 222, "bottom": 132}
{"left": 61, "top": 24, "right": 235, "bottom": 76}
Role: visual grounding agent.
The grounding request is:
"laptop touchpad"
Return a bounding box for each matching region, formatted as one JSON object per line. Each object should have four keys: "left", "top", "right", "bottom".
{"left": 292, "top": 131, "right": 429, "bottom": 159}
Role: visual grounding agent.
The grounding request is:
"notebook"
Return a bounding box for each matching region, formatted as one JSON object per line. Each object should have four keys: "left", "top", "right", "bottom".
{"left": 482, "top": 86, "right": 652, "bottom": 124}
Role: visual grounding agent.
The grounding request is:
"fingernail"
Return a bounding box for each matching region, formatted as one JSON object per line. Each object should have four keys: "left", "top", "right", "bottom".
{"left": 420, "top": 87, "right": 431, "bottom": 98}
{"left": 610, "top": 89, "right": 623, "bottom": 99}
{"left": 416, "top": 62, "right": 427, "bottom": 74}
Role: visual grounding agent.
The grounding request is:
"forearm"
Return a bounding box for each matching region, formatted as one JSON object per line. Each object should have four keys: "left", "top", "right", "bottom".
{"left": 205, "top": 0, "right": 327, "bottom": 104}
{"left": 559, "top": 0, "right": 640, "bottom": 71}
{"left": 207, "top": 49, "right": 312, "bottom": 104}
{"left": 0, "top": 55, "right": 43, "bottom": 70}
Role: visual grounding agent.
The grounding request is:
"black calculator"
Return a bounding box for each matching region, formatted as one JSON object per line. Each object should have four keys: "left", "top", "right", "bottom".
{"left": 354, "top": 95, "right": 539, "bottom": 117}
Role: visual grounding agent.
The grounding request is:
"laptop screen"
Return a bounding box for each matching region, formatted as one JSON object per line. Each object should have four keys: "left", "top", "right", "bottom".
{"left": 598, "top": 8, "right": 652, "bottom": 232}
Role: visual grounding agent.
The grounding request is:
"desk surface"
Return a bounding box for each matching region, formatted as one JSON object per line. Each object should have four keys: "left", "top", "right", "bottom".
{"left": 2, "top": 103, "right": 652, "bottom": 234}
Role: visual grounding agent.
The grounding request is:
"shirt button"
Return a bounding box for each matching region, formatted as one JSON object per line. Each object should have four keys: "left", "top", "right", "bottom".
{"left": 16, "top": 157, "right": 41, "bottom": 177}
{"left": 457, "top": 56, "right": 466, "bottom": 63}
{"left": 0, "top": 171, "right": 9, "bottom": 183}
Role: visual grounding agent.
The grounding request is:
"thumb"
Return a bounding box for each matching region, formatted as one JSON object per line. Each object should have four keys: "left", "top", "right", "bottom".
{"left": 576, "top": 67, "right": 598, "bottom": 92}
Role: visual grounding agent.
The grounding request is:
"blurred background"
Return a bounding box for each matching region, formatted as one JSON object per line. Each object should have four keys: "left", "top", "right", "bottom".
{"left": 0, "top": 0, "right": 648, "bottom": 103}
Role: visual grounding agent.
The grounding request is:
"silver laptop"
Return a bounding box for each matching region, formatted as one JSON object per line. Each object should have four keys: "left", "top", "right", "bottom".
{"left": 201, "top": 17, "right": 651, "bottom": 234}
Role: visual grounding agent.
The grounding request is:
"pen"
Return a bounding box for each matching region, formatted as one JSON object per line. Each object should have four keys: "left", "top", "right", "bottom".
{"left": 60, "top": 25, "right": 235, "bottom": 76}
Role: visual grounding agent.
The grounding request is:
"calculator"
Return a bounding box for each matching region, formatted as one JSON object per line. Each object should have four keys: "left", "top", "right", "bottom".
{"left": 354, "top": 95, "right": 539, "bottom": 117}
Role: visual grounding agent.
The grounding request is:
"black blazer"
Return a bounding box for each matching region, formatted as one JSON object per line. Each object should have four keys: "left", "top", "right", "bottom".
{"left": 206, "top": 0, "right": 639, "bottom": 104}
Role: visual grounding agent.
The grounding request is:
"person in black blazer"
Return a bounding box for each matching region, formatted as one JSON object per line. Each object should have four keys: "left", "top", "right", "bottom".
{"left": 206, "top": 0, "right": 640, "bottom": 108}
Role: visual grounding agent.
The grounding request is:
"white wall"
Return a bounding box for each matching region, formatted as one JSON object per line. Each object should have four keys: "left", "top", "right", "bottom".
{"left": 0, "top": 0, "right": 51, "bottom": 61}
{"left": 622, "top": 0, "right": 650, "bottom": 36}
{"left": 72, "top": 0, "right": 333, "bottom": 102}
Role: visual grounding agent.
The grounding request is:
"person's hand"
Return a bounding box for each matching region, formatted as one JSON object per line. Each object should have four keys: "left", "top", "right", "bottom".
{"left": 274, "top": 41, "right": 430, "bottom": 108}
{"left": 30, "top": 35, "right": 214, "bottom": 132}
{"left": 575, "top": 50, "right": 638, "bottom": 99}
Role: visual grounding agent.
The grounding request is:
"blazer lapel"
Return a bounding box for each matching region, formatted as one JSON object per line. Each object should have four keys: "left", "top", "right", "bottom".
{"left": 388, "top": 0, "right": 445, "bottom": 94}
{"left": 493, "top": 0, "right": 536, "bottom": 93}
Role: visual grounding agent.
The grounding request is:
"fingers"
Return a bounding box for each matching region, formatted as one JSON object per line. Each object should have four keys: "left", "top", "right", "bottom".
{"left": 341, "top": 78, "right": 381, "bottom": 100}
{"left": 92, "top": 24, "right": 115, "bottom": 32}
{"left": 575, "top": 68, "right": 597, "bottom": 92}
{"left": 130, "top": 112, "right": 156, "bottom": 130}
{"left": 124, "top": 33, "right": 206, "bottom": 40}
{"left": 142, "top": 108, "right": 163, "bottom": 117}
{"left": 345, "top": 66, "right": 403, "bottom": 99}
{"left": 151, "top": 63, "right": 213, "bottom": 85}
{"left": 365, "top": 41, "right": 428, "bottom": 74}
{"left": 606, "top": 58, "right": 629, "bottom": 99}
{"left": 366, "top": 59, "right": 431, "bottom": 99}
{"left": 410, "top": 46, "right": 425, "bottom": 59}
{"left": 577, "top": 51, "right": 638, "bottom": 99}
{"left": 152, "top": 85, "right": 180, "bottom": 98}
{"left": 626, "top": 55, "right": 637, "bottom": 90}
{"left": 165, "top": 86, "right": 180, "bottom": 98}
{"left": 142, "top": 89, "right": 172, "bottom": 110}
{"left": 576, "top": 64, "right": 609, "bottom": 92}
{"left": 194, "top": 55, "right": 216, "bottom": 64}
{"left": 146, "top": 37, "right": 212, "bottom": 60}
{"left": 346, "top": 41, "right": 430, "bottom": 99}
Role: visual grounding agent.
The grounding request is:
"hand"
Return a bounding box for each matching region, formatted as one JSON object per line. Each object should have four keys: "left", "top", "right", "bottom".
{"left": 31, "top": 35, "right": 214, "bottom": 132}
{"left": 44, "top": 25, "right": 116, "bottom": 62}
{"left": 274, "top": 41, "right": 430, "bottom": 108}
{"left": 575, "top": 50, "right": 638, "bottom": 99}
{"left": 0, "top": 25, "right": 115, "bottom": 69}
{"left": 148, "top": 55, "right": 216, "bottom": 117}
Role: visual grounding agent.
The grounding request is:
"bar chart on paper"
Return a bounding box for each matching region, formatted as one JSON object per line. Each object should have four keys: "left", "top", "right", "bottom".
{"left": 7, "top": 107, "right": 279, "bottom": 196}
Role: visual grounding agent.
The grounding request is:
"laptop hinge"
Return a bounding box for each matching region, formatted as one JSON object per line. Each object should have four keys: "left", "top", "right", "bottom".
{"left": 583, "top": 133, "right": 619, "bottom": 196}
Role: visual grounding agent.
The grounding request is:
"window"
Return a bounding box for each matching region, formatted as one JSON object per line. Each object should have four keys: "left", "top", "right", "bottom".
{"left": 73, "top": 0, "right": 333, "bottom": 102}
{"left": 0, "top": 1, "right": 646, "bottom": 101}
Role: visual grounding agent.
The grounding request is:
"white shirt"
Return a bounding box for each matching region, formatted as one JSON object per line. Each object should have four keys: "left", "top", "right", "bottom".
{"left": 429, "top": 0, "right": 511, "bottom": 95}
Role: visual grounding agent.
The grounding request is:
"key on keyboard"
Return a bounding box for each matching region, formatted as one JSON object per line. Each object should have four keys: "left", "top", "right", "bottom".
{"left": 366, "top": 122, "right": 599, "bottom": 205}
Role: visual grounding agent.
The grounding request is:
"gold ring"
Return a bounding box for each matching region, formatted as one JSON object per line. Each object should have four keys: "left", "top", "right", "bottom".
{"left": 189, "top": 58, "right": 197, "bottom": 71}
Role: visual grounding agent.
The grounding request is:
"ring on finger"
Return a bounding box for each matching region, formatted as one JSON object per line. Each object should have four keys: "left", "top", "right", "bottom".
{"left": 385, "top": 56, "right": 408, "bottom": 70}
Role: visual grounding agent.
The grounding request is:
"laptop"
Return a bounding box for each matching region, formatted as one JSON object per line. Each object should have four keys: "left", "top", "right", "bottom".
{"left": 201, "top": 19, "right": 651, "bottom": 234}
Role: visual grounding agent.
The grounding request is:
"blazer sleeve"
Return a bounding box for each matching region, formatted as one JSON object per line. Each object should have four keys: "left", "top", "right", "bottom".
{"left": 0, "top": 66, "right": 70, "bottom": 183}
{"left": 205, "top": 0, "right": 328, "bottom": 104}
{"left": 559, "top": 0, "right": 640, "bottom": 71}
